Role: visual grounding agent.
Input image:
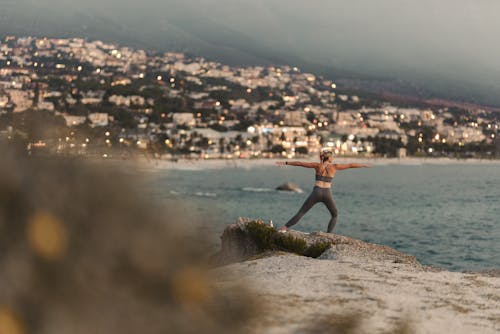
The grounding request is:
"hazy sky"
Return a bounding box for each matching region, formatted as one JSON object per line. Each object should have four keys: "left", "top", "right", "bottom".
{"left": 2, "top": 0, "right": 500, "bottom": 104}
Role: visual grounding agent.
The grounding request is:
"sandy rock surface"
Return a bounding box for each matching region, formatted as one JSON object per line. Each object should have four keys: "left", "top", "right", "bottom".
{"left": 211, "top": 221, "right": 500, "bottom": 334}
{"left": 213, "top": 254, "right": 500, "bottom": 334}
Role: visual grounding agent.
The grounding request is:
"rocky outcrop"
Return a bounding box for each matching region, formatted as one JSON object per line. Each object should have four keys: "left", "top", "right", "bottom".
{"left": 275, "top": 182, "right": 302, "bottom": 192}
{"left": 212, "top": 219, "right": 500, "bottom": 333}
{"left": 212, "top": 218, "right": 421, "bottom": 268}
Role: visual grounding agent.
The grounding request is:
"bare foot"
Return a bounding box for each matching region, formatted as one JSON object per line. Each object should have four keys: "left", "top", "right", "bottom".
{"left": 278, "top": 226, "right": 288, "bottom": 233}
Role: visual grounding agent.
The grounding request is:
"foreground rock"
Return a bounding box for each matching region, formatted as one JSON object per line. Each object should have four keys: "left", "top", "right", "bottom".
{"left": 212, "top": 218, "right": 421, "bottom": 267}
{"left": 212, "top": 219, "right": 500, "bottom": 334}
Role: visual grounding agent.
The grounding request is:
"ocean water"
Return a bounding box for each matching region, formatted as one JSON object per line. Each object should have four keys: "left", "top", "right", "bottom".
{"left": 144, "top": 162, "right": 500, "bottom": 272}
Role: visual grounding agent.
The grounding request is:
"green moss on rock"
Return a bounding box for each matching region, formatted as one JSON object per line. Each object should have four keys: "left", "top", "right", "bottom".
{"left": 243, "top": 221, "right": 332, "bottom": 258}
{"left": 275, "top": 234, "right": 308, "bottom": 255}
{"left": 305, "top": 242, "right": 331, "bottom": 258}
{"left": 246, "top": 221, "right": 278, "bottom": 250}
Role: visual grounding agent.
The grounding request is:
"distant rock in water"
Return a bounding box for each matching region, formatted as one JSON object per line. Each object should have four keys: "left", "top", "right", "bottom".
{"left": 212, "top": 218, "right": 421, "bottom": 267}
{"left": 276, "top": 182, "right": 302, "bottom": 192}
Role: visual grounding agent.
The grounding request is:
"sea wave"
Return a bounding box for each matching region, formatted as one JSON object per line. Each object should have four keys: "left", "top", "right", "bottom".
{"left": 193, "top": 191, "right": 217, "bottom": 198}
{"left": 242, "top": 187, "right": 274, "bottom": 193}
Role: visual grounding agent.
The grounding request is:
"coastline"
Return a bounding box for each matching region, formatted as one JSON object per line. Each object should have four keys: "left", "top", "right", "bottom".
{"left": 133, "top": 156, "right": 500, "bottom": 171}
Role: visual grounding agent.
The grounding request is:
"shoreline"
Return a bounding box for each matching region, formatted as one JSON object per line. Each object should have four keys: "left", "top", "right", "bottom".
{"left": 132, "top": 155, "right": 500, "bottom": 171}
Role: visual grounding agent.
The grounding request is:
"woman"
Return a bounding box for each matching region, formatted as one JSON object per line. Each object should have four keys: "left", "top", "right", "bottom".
{"left": 276, "top": 150, "right": 370, "bottom": 233}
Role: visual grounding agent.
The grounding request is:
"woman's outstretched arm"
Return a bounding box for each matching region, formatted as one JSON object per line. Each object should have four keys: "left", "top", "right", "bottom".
{"left": 276, "top": 161, "right": 318, "bottom": 168}
{"left": 334, "top": 163, "right": 370, "bottom": 170}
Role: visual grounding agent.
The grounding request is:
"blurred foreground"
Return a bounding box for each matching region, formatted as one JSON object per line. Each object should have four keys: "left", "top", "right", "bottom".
{"left": 0, "top": 145, "right": 256, "bottom": 334}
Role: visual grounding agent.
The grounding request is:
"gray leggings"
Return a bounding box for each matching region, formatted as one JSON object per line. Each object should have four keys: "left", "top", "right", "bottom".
{"left": 285, "top": 186, "right": 338, "bottom": 233}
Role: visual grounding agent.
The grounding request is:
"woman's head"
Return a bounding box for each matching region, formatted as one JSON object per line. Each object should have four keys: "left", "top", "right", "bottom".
{"left": 319, "top": 150, "right": 333, "bottom": 162}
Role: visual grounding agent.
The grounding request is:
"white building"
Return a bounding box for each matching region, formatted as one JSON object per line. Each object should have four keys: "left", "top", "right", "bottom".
{"left": 229, "top": 99, "right": 250, "bottom": 111}
{"left": 6, "top": 89, "right": 33, "bottom": 112}
{"left": 0, "top": 95, "right": 9, "bottom": 108}
{"left": 88, "top": 113, "right": 109, "bottom": 127}
{"left": 37, "top": 101, "right": 55, "bottom": 111}
{"left": 172, "top": 62, "right": 202, "bottom": 75}
{"left": 173, "top": 113, "right": 196, "bottom": 127}
{"left": 63, "top": 115, "right": 87, "bottom": 127}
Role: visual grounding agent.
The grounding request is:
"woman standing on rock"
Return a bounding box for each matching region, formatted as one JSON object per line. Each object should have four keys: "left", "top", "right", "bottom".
{"left": 276, "top": 150, "right": 370, "bottom": 233}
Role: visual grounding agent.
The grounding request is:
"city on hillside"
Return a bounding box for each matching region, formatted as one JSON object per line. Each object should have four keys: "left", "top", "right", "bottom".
{"left": 0, "top": 36, "right": 499, "bottom": 160}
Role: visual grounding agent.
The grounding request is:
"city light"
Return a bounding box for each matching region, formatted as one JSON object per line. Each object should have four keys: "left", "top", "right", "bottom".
{"left": 1, "top": 35, "right": 498, "bottom": 160}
